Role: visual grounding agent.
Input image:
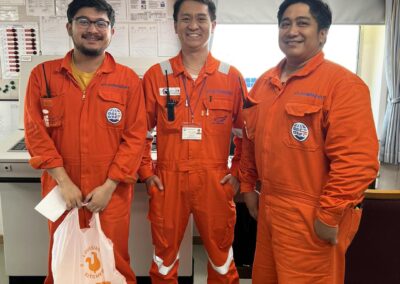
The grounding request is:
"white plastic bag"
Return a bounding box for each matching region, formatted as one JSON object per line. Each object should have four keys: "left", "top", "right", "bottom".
{"left": 52, "top": 208, "right": 127, "bottom": 284}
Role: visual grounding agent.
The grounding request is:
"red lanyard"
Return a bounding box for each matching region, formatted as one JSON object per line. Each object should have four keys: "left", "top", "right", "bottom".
{"left": 182, "top": 75, "right": 207, "bottom": 122}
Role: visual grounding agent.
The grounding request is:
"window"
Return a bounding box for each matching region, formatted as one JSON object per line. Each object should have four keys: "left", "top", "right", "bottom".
{"left": 211, "top": 25, "right": 360, "bottom": 87}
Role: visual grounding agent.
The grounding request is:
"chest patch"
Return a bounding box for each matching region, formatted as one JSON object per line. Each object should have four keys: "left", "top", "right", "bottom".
{"left": 213, "top": 115, "right": 228, "bottom": 124}
{"left": 159, "top": 87, "right": 180, "bottom": 96}
{"left": 106, "top": 107, "right": 122, "bottom": 124}
{"left": 291, "top": 122, "right": 309, "bottom": 142}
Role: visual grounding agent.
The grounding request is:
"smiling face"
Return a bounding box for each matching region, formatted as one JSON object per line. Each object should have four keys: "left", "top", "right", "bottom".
{"left": 66, "top": 7, "right": 114, "bottom": 57}
{"left": 174, "top": 0, "right": 216, "bottom": 53}
{"left": 278, "top": 2, "right": 327, "bottom": 66}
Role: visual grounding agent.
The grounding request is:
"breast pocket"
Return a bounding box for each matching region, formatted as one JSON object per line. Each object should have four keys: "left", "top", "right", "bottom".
{"left": 284, "top": 103, "right": 322, "bottom": 151}
{"left": 204, "top": 98, "right": 233, "bottom": 136}
{"left": 96, "top": 91, "right": 126, "bottom": 129}
{"left": 157, "top": 96, "right": 184, "bottom": 134}
{"left": 40, "top": 94, "right": 64, "bottom": 128}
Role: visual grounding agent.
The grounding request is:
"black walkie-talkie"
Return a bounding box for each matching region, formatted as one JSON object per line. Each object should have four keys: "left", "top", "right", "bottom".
{"left": 165, "top": 70, "right": 175, "bottom": 121}
{"left": 42, "top": 63, "right": 51, "bottom": 98}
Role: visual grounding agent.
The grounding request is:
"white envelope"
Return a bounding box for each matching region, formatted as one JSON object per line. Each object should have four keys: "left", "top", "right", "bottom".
{"left": 34, "top": 186, "right": 67, "bottom": 222}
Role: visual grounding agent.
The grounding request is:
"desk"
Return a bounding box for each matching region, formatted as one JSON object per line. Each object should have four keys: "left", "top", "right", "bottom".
{"left": 0, "top": 182, "right": 193, "bottom": 277}
{"left": 0, "top": 130, "right": 193, "bottom": 278}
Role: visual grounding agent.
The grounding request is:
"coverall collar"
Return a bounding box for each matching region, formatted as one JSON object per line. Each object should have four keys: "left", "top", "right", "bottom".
{"left": 58, "top": 50, "right": 117, "bottom": 75}
{"left": 264, "top": 51, "right": 326, "bottom": 87}
{"left": 171, "top": 51, "right": 219, "bottom": 78}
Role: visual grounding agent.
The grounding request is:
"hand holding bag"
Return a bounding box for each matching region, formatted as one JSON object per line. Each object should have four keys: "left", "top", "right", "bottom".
{"left": 51, "top": 208, "right": 126, "bottom": 284}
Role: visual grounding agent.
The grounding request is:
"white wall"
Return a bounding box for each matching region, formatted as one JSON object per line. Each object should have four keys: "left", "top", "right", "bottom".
{"left": 358, "top": 26, "right": 386, "bottom": 132}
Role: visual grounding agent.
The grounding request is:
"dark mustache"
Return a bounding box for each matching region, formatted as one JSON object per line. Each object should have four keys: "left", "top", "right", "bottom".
{"left": 82, "top": 33, "right": 103, "bottom": 40}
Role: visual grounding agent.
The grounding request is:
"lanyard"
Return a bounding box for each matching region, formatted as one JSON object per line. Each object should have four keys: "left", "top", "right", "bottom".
{"left": 182, "top": 75, "right": 207, "bottom": 122}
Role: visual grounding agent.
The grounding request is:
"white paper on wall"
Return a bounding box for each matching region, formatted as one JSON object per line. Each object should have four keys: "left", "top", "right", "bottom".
{"left": 55, "top": 0, "right": 72, "bottom": 17}
{"left": 40, "top": 16, "right": 71, "bottom": 55}
{"left": 107, "top": 23, "right": 130, "bottom": 57}
{"left": 157, "top": 19, "right": 180, "bottom": 57}
{"left": 0, "top": 6, "right": 19, "bottom": 21}
{"left": 26, "top": 0, "right": 55, "bottom": 17}
{"left": 128, "top": 0, "right": 167, "bottom": 22}
{"left": 108, "top": 0, "right": 128, "bottom": 22}
{"left": 0, "top": 0, "right": 24, "bottom": 5}
{"left": 129, "top": 23, "right": 157, "bottom": 57}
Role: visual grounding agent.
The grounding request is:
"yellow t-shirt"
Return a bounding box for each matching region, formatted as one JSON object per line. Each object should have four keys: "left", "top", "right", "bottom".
{"left": 71, "top": 60, "right": 96, "bottom": 91}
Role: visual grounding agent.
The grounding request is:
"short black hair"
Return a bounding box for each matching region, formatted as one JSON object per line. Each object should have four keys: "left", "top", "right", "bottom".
{"left": 173, "top": 0, "right": 216, "bottom": 22}
{"left": 67, "top": 0, "right": 115, "bottom": 27}
{"left": 277, "top": 0, "right": 332, "bottom": 30}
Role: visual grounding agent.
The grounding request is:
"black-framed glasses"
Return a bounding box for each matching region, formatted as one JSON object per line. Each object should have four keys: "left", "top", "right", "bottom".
{"left": 73, "top": 17, "right": 110, "bottom": 30}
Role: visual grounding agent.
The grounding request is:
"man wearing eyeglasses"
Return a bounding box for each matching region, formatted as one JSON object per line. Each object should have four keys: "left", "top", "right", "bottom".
{"left": 24, "top": 0, "right": 147, "bottom": 283}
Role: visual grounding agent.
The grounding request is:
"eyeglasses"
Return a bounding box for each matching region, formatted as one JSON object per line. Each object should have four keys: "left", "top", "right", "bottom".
{"left": 73, "top": 17, "right": 110, "bottom": 30}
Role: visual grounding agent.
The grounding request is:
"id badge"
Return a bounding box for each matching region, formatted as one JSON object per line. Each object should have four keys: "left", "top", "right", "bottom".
{"left": 182, "top": 123, "right": 202, "bottom": 140}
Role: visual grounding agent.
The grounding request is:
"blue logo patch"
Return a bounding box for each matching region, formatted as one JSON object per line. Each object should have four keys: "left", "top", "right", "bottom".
{"left": 291, "top": 122, "right": 309, "bottom": 141}
{"left": 106, "top": 108, "right": 122, "bottom": 124}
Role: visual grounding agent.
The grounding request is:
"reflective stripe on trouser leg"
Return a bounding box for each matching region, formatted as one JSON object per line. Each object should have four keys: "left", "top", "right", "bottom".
{"left": 208, "top": 246, "right": 234, "bottom": 275}
{"left": 153, "top": 251, "right": 180, "bottom": 276}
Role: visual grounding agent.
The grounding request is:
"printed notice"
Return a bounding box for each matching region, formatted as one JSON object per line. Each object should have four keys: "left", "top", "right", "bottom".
{"left": 129, "top": 23, "right": 157, "bottom": 57}
{"left": 128, "top": 0, "right": 167, "bottom": 22}
{"left": 40, "top": 16, "right": 71, "bottom": 55}
{"left": 26, "top": 0, "right": 55, "bottom": 16}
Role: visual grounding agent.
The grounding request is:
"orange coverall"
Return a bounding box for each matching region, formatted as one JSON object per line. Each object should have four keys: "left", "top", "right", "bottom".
{"left": 139, "top": 52, "right": 246, "bottom": 283}
{"left": 239, "top": 52, "right": 379, "bottom": 284}
{"left": 24, "top": 51, "right": 147, "bottom": 284}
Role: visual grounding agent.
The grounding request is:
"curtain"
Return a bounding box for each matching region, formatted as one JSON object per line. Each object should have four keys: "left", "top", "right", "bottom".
{"left": 380, "top": 0, "right": 400, "bottom": 164}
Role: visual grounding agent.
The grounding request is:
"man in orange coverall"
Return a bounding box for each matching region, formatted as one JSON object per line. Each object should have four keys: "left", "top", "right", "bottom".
{"left": 239, "top": 0, "right": 379, "bottom": 283}
{"left": 24, "top": 0, "right": 146, "bottom": 283}
{"left": 138, "top": 0, "right": 246, "bottom": 282}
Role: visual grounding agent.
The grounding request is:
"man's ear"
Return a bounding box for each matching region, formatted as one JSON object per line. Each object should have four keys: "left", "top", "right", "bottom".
{"left": 319, "top": 28, "right": 329, "bottom": 46}
{"left": 66, "top": 22, "right": 73, "bottom": 37}
{"left": 211, "top": 20, "right": 216, "bottom": 33}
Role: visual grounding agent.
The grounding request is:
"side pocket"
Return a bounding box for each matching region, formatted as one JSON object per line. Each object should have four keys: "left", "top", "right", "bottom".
{"left": 345, "top": 208, "right": 362, "bottom": 248}
{"left": 147, "top": 186, "right": 168, "bottom": 248}
{"left": 213, "top": 202, "right": 236, "bottom": 249}
{"left": 40, "top": 95, "right": 64, "bottom": 128}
